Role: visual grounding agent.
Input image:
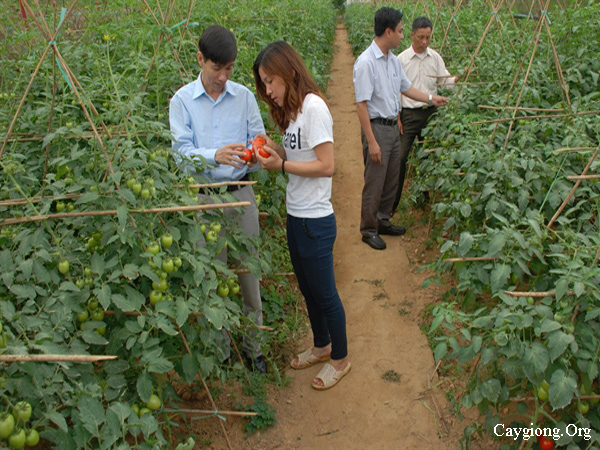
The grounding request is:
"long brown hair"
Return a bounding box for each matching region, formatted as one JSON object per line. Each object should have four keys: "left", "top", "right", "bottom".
{"left": 253, "top": 41, "right": 325, "bottom": 131}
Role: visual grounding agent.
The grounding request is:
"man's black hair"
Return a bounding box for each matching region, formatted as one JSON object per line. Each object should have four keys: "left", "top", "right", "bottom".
{"left": 412, "top": 16, "right": 433, "bottom": 33}
{"left": 374, "top": 7, "right": 403, "bottom": 37}
{"left": 198, "top": 25, "right": 237, "bottom": 64}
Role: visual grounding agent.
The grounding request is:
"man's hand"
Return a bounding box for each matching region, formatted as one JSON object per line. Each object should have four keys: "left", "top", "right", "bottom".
{"left": 432, "top": 95, "right": 449, "bottom": 107}
{"left": 398, "top": 119, "right": 404, "bottom": 135}
{"left": 215, "top": 144, "right": 248, "bottom": 169}
{"left": 369, "top": 141, "right": 382, "bottom": 164}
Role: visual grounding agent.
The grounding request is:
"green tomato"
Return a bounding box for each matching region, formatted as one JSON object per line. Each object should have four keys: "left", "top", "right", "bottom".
{"left": 146, "top": 394, "right": 162, "bottom": 411}
{"left": 25, "top": 429, "right": 40, "bottom": 446}
{"left": 210, "top": 222, "right": 221, "bottom": 234}
{"left": 138, "top": 407, "right": 151, "bottom": 417}
{"left": 578, "top": 401, "right": 590, "bottom": 415}
{"left": 140, "top": 188, "right": 150, "bottom": 200}
{"left": 56, "top": 201, "right": 66, "bottom": 212}
{"left": 152, "top": 278, "right": 168, "bottom": 292}
{"left": 131, "top": 404, "right": 140, "bottom": 417}
{"left": 230, "top": 283, "right": 240, "bottom": 296}
{"left": 91, "top": 309, "right": 105, "bottom": 321}
{"left": 161, "top": 258, "right": 174, "bottom": 273}
{"left": 127, "top": 178, "right": 137, "bottom": 189}
{"left": 12, "top": 401, "right": 32, "bottom": 422}
{"left": 541, "top": 380, "right": 550, "bottom": 391}
{"left": 8, "top": 428, "right": 26, "bottom": 449}
{"left": 0, "top": 414, "right": 15, "bottom": 439}
{"left": 132, "top": 182, "right": 142, "bottom": 195}
{"left": 200, "top": 223, "right": 206, "bottom": 234}
{"left": 147, "top": 242, "right": 160, "bottom": 255}
{"left": 173, "top": 257, "right": 182, "bottom": 268}
{"left": 217, "top": 283, "right": 229, "bottom": 298}
{"left": 161, "top": 233, "right": 173, "bottom": 248}
{"left": 205, "top": 230, "right": 218, "bottom": 242}
{"left": 537, "top": 385, "right": 549, "bottom": 401}
{"left": 149, "top": 290, "right": 163, "bottom": 305}
{"left": 58, "top": 260, "right": 70, "bottom": 275}
{"left": 95, "top": 326, "right": 106, "bottom": 336}
{"left": 76, "top": 309, "right": 89, "bottom": 323}
{"left": 87, "top": 297, "right": 99, "bottom": 311}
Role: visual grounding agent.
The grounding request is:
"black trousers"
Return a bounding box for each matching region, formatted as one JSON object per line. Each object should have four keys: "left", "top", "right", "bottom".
{"left": 393, "top": 106, "right": 437, "bottom": 212}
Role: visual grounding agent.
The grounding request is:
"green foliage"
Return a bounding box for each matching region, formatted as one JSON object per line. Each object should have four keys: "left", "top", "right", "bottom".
{"left": 342, "top": 0, "right": 600, "bottom": 446}
{"left": 236, "top": 396, "right": 277, "bottom": 434}
{"left": 0, "top": 0, "right": 337, "bottom": 447}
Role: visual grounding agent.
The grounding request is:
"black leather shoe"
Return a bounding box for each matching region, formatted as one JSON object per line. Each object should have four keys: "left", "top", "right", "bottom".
{"left": 378, "top": 224, "right": 406, "bottom": 236}
{"left": 362, "top": 235, "right": 386, "bottom": 250}
{"left": 244, "top": 354, "right": 268, "bottom": 374}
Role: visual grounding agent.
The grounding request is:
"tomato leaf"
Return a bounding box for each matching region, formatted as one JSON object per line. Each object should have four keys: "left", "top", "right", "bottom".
{"left": 547, "top": 330, "right": 574, "bottom": 362}
{"left": 457, "top": 232, "right": 474, "bottom": 256}
{"left": 46, "top": 410, "right": 68, "bottom": 433}
{"left": 490, "top": 263, "right": 511, "bottom": 293}
{"left": 136, "top": 372, "right": 153, "bottom": 404}
{"left": 181, "top": 353, "right": 199, "bottom": 382}
{"left": 487, "top": 232, "right": 506, "bottom": 256}
{"left": 433, "top": 342, "right": 448, "bottom": 362}
{"left": 480, "top": 378, "right": 501, "bottom": 403}
{"left": 549, "top": 369, "right": 577, "bottom": 410}
{"left": 523, "top": 341, "right": 549, "bottom": 384}
{"left": 77, "top": 396, "right": 106, "bottom": 437}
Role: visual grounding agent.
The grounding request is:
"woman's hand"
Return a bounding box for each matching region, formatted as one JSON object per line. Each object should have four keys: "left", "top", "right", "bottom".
{"left": 255, "top": 143, "right": 282, "bottom": 171}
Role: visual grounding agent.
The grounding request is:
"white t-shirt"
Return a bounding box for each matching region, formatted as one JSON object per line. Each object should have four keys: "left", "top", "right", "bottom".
{"left": 283, "top": 93, "right": 334, "bottom": 219}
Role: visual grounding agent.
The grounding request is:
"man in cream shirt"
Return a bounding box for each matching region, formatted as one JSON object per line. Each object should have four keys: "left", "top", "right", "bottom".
{"left": 394, "top": 16, "right": 457, "bottom": 212}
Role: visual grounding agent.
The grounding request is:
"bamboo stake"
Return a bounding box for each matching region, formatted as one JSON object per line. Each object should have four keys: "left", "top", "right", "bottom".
{"left": 161, "top": 408, "right": 257, "bottom": 417}
{"left": 502, "top": 290, "right": 575, "bottom": 298}
{"left": 555, "top": 147, "right": 595, "bottom": 153}
{"left": 444, "top": 257, "right": 499, "bottom": 263}
{"left": 548, "top": 148, "right": 599, "bottom": 228}
{"left": 567, "top": 175, "right": 600, "bottom": 180}
{"left": 0, "top": 181, "right": 256, "bottom": 207}
{"left": 0, "top": 355, "right": 116, "bottom": 363}
{"left": 478, "top": 105, "right": 564, "bottom": 112}
{"left": 0, "top": 202, "right": 251, "bottom": 226}
{"left": 469, "top": 110, "right": 599, "bottom": 125}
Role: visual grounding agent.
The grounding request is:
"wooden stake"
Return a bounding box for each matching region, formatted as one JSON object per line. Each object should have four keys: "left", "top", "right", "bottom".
{"left": 0, "top": 201, "right": 251, "bottom": 226}
{"left": 0, "top": 355, "right": 116, "bottom": 363}
{"left": 444, "top": 257, "right": 498, "bottom": 263}
{"left": 161, "top": 408, "right": 257, "bottom": 417}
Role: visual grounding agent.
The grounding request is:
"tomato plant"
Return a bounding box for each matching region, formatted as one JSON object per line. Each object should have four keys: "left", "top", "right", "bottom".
{"left": 0, "top": 0, "right": 337, "bottom": 447}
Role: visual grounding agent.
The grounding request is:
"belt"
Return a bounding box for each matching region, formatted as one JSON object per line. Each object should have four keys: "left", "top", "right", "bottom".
{"left": 403, "top": 105, "right": 435, "bottom": 111}
{"left": 226, "top": 174, "right": 249, "bottom": 192}
{"left": 370, "top": 117, "right": 398, "bottom": 126}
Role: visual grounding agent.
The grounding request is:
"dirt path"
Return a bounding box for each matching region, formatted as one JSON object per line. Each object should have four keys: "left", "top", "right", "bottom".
{"left": 225, "top": 23, "right": 464, "bottom": 450}
{"left": 191, "top": 23, "right": 477, "bottom": 449}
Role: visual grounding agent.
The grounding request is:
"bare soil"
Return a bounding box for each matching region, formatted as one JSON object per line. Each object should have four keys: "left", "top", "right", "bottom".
{"left": 182, "top": 23, "right": 492, "bottom": 450}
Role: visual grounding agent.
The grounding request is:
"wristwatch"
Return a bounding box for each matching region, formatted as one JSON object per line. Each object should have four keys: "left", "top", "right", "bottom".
{"left": 428, "top": 94, "right": 433, "bottom": 106}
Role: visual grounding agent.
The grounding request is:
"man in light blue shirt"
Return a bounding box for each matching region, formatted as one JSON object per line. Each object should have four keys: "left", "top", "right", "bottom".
{"left": 169, "top": 25, "right": 267, "bottom": 373}
{"left": 354, "top": 7, "right": 449, "bottom": 250}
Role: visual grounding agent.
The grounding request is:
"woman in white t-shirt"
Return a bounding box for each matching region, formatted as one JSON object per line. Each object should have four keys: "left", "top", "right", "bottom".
{"left": 252, "top": 41, "right": 350, "bottom": 390}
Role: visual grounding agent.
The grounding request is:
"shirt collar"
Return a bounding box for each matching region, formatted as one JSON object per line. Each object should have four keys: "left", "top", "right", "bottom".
{"left": 370, "top": 40, "right": 392, "bottom": 60}
{"left": 408, "top": 45, "right": 432, "bottom": 59}
{"left": 192, "top": 72, "right": 237, "bottom": 100}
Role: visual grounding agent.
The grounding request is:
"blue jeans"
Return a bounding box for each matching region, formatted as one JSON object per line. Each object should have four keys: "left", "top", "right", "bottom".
{"left": 287, "top": 214, "right": 348, "bottom": 360}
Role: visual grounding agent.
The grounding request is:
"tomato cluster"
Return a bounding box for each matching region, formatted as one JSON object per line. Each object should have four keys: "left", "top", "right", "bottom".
{"left": 0, "top": 401, "right": 40, "bottom": 449}
{"left": 146, "top": 232, "right": 182, "bottom": 307}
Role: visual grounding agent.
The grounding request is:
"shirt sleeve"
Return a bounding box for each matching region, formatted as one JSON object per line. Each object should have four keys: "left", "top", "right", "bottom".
{"left": 398, "top": 64, "right": 413, "bottom": 94}
{"left": 304, "top": 97, "right": 334, "bottom": 149}
{"left": 169, "top": 94, "right": 218, "bottom": 167}
{"left": 246, "top": 93, "right": 266, "bottom": 173}
{"left": 353, "top": 57, "right": 374, "bottom": 103}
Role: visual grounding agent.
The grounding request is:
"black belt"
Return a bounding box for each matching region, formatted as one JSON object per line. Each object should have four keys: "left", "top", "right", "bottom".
{"left": 370, "top": 117, "right": 398, "bottom": 126}
{"left": 403, "top": 106, "right": 435, "bottom": 111}
{"left": 226, "top": 174, "right": 249, "bottom": 192}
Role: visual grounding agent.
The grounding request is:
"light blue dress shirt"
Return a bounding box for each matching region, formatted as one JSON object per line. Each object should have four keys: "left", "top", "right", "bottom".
{"left": 353, "top": 40, "right": 412, "bottom": 120}
{"left": 169, "top": 73, "right": 265, "bottom": 181}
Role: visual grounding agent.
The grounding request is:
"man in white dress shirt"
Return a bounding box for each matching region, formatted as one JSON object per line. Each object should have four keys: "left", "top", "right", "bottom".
{"left": 394, "top": 16, "right": 457, "bottom": 212}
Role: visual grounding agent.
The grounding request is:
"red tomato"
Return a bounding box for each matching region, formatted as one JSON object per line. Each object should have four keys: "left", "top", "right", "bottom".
{"left": 241, "top": 149, "right": 253, "bottom": 162}
{"left": 252, "top": 137, "right": 270, "bottom": 159}
{"left": 539, "top": 437, "right": 555, "bottom": 450}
